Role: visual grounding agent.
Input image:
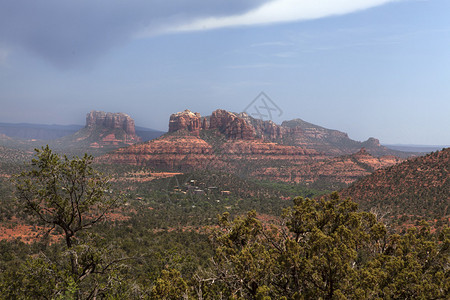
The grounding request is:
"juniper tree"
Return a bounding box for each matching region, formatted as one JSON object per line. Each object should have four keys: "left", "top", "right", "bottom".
{"left": 10, "top": 146, "right": 130, "bottom": 299}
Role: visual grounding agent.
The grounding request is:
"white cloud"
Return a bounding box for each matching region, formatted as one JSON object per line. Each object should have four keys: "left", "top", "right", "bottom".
{"left": 166, "top": 0, "right": 400, "bottom": 33}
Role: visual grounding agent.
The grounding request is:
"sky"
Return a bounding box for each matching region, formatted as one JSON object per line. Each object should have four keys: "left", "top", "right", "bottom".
{"left": 0, "top": 0, "right": 449, "bottom": 145}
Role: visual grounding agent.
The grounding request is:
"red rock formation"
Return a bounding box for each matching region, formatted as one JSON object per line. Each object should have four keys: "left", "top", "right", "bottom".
{"left": 97, "top": 108, "right": 405, "bottom": 185}
{"left": 86, "top": 111, "right": 137, "bottom": 136}
{"left": 361, "top": 137, "right": 381, "bottom": 148}
{"left": 258, "top": 120, "right": 283, "bottom": 140}
{"left": 168, "top": 109, "right": 280, "bottom": 141}
{"left": 209, "top": 109, "right": 255, "bottom": 139}
{"left": 168, "top": 110, "right": 202, "bottom": 136}
{"left": 221, "top": 140, "right": 318, "bottom": 157}
{"left": 201, "top": 118, "right": 209, "bottom": 130}
{"left": 250, "top": 148, "right": 403, "bottom": 184}
{"left": 97, "top": 135, "right": 221, "bottom": 170}
{"left": 83, "top": 111, "right": 141, "bottom": 146}
{"left": 238, "top": 113, "right": 284, "bottom": 140}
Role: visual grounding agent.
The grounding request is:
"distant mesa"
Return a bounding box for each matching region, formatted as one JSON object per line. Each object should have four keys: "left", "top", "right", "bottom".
{"left": 0, "top": 108, "right": 415, "bottom": 184}
{"left": 84, "top": 110, "right": 165, "bottom": 143}
{"left": 86, "top": 111, "right": 137, "bottom": 137}
{"left": 98, "top": 108, "right": 409, "bottom": 186}
{"left": 0, "top": 110, "right": 165, "bottom": 157}
{"left": 0, "top": 111, "right": 164, "bottom": 144}
{"left": 81, "top": 111, "right": 142, "bottom": 147}
{"left": 0, "top": 133, "right": 11, "bottom": 140}
{"left": 362, "top": 137, "right": 381, "bottom": 148}
{"left": 166, "top": 108, "right": 409, "bottom": 157}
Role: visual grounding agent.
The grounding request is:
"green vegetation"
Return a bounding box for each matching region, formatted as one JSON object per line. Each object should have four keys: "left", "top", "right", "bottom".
{"left": 190, "top": 194, "right": 449, "bottom": 299}
{"left": 3, "top": 146, "right": 130, "bottom": 299}
{"left": 0, "top": 147, "right": 448, "bottom": 299}
{"left": 344, "top": 148, "right": 450, "bottom": 229}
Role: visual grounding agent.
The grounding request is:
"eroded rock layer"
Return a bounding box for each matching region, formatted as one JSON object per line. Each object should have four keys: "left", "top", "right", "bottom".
{"left": 97, "top": 135, "right": 221, "bottom": 170}
{"left": 99, "top": 109, "right": 406, "bottom": 185}
{"left": 166, "top": 109, "right": 409, "bottom": 157}
{"left": 168, "top": 110, "right": 202, "bottom": 136}
{"left": 86, "top": 111, "right": 137, "bottom": 136}
{"left": 83, "top": 111, "right": 141, "bottom": 147}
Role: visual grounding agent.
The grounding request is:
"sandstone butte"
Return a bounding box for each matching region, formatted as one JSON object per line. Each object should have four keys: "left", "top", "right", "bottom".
{"left": 97, "top": 109, "right": 406, "bottom": 185}
{"left": 83, "top": 110, "right": 142, "bottom": 148}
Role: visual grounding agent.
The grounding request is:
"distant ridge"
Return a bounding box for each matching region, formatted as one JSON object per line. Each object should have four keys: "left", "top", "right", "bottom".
{"left": 383, "top": 144, "right": 450, "bottom": 153}
{"left": 280, "top": 118, "right": 408, "bottom": 157}
{"left": 0, "top": 122, "right": 164, "bottom": 143}
{"left": 135, "top": 126, "right": 165, "bottom": 142}
{"left": 0, "top": 122, "right": 83, "bottom": 140}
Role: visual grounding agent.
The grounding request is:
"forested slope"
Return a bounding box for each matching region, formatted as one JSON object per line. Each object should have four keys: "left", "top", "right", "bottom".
{"left": 343, "top": 148, "right": 449, "bottom": 227}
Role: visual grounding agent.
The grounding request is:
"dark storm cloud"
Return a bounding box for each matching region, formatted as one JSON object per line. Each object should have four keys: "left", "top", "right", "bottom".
{"left": 0, "top": 0, "right": 269, "bottom": 68}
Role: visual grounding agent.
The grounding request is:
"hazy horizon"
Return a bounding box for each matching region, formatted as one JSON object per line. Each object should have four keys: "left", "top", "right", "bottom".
{"left": 1, "top": 0, "right": 449, "bottom": 145}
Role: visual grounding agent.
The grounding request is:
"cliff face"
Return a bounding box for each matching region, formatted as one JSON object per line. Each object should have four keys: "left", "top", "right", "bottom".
{"left": 79, "top": 111, "right": 141, "bottom": 148}
{"left": 86, "top": 111, "right": 137, "bottom": 136}
{"left": 0, "top": 112, "right": 143, "bottom": 158}
{"left": 166, "top": 109, "right": 409, "bottom": 158}
{"left": 98, "top": 108, "right": 406, "bottom": 186}
{"left": 209, "top": 110, "right": 255, "bottom": 139}
{"left": 97, "top": 134, "right": 220, "bottom": 170}
{"left": 168, "top": 110, "right": 202, "bottom": 136}
{"left": 99, "top": 134, "right": 400, "bottom": 185}
{"left": 238, "top": 113, "right": 284, "bottom": 140}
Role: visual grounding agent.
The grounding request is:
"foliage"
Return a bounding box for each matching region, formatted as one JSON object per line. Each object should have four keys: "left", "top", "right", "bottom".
{"left": 359, "top": 223, "right": 450, "bottom": 299}
{"left": 343, "top": 148, "right": 450, "bottom": 228}
{"left": 151, "top": 269, "right": 189, "bottom": 299}
{"left": 193, "top": 193, "right": 449, "bottom": 299}
{"left": 4, "top": 146, "right": 129, "bottom": 299}
{"left": 0, "top": 146, "right": 448, "bottom": 299}
{"left": 15, "top": 146, "right": 120, "bottom": 247}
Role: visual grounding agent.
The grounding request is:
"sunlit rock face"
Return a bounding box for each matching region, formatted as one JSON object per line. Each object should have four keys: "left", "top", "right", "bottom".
{"left": 168, "top": 109, "right": 202, "bottom": 136}
{"left": 209, "top": 109, "right": 255, "bottom": 140}
{"left": 96, "top": 108, "right": 412, "bottom": 185}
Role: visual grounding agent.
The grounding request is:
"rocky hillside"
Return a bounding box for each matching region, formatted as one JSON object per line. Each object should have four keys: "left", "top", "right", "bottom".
{"left": 256, "top": 148, "right": 402, "bottom": 185}
{"left": 0, "top": 145, "right": 33, "bottom": 178}
{"left": 98, "top": 109, "right": 404, "bottom": 186}
{"left": 342, "top": 148, "right": 449, "bottom": 228}
{"left": 0, "top": 145, "right": 32, "bottom": 166}
{"left": 100, "top": 133, "right": 218, "bottom": 170}
{"left": 281, "top": 119, "right": 402, "bottom": 157}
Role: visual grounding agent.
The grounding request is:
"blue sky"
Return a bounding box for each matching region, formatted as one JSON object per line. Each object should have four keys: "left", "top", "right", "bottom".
{"left": 0, "top": 0, "right": 449, "bottom": 145}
